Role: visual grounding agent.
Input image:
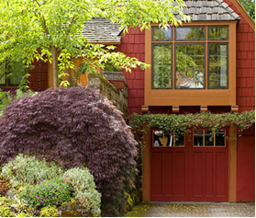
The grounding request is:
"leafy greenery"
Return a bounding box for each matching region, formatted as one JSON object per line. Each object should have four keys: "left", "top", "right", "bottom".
{"left": 1, "top": 154, "right": 102, "bottom": 216}
{"left": 0, "top": 197, "right": 16, "bottom": 217}
{"left": 1, "top": 154, "right": 63, "bottom": 188}
{"left": 40, "top": 206, "right": 59, "bottom": 217}
{"left": 20, "top": 179, "right": 71, "bottom": 209}
{"left": 0, "top": 0, "right": 190, "bottom": 88}
{"left": 238, "top": 0, "right": 255, "bottom": 20}
{"left": 129, "top": 111, "right": 255, "bottom": 136}
{"left": 63, "top": 168, "right": 101, "bottom": 217}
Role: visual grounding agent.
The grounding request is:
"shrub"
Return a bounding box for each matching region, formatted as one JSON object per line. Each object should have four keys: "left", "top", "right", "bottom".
{"left": 0, "top": 87, "right": 137, "bottom": 216}
{"left": 0, "top": 176, "right": 12, "bottom": 196}
{"left": 1, "top": 154, "right": 63, "bottom": 188}
{"left": 63, "top": 168, "right": 101, "bottom": 217}
{"left": 40, "top": 206, "right": 59, "bottom": 217}
{"left": 0, "top": 206, "right": 15, "bottom": 217}
{"left": 20, "top": 179, "right": 71, "bottom": 209}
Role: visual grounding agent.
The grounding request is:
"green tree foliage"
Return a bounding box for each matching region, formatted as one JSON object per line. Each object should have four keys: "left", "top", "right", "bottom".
{"left": 238, "top": 0, "right": 255, "bottom": 20}
{"left": 0, "top": 0, "right": 190, "bottom": 89}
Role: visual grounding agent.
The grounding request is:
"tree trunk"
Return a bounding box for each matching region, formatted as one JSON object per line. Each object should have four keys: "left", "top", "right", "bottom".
{"left": 51, "top": 46, "right": 59, "bottom": 89}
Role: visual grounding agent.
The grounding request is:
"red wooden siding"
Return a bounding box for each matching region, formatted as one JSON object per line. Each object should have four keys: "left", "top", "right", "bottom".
{"left": 224, "top": 0, "right": 255, "bottom": 202}
{"left": 116, "top": 27, "right": 145, "bottom": 115}
{"left": 224, "top": 0, "right": 255, "bottom": 112}
{"left": 236, "top": 126, "right": 255, "bottom": 202}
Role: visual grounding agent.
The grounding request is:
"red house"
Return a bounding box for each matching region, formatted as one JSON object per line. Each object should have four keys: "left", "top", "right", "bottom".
{"left": 1, "top": 0, "right": 254, "bottom": 203}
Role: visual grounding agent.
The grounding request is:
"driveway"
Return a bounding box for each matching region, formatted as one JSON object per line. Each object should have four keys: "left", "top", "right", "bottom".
{"left": 125, "top": 202, "right": 255, "bottom": 217}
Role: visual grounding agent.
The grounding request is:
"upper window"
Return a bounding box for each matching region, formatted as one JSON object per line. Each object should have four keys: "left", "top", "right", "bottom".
{"left": 153, "top": 27, "right": 172, "bottom": 41}
{"left": 152, "top": 26, "right": 229, "bottom": 90}
{"left": 208, "top": 26, "right": 228, "bottom": 40}
{"left": 176, "top": 27, "right": 205, "bottom": 41}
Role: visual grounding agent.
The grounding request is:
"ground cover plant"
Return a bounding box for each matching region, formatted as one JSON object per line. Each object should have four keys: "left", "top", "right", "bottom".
{"left": 1, "top": 154, "right": 101, "bottom": 217}
{"left": 0, "top": 87, "right": 138, "bottom": 216}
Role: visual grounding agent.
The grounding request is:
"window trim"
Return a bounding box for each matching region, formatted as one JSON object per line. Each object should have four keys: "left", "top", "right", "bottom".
{"left": 151, "top": 25, "right": 230, "bottom": 90}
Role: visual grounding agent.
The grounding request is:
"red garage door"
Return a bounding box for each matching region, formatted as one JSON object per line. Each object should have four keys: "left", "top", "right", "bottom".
{"left": 151, "top": 129, "right": 228, "bottom": 202}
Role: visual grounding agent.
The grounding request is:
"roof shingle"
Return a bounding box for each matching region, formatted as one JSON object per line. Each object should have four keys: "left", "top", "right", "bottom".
{"left": 82, "top": 0, "right": 240, "bottom": 43}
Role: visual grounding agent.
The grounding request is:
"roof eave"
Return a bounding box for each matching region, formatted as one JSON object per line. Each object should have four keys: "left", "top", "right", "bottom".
{"left": 230, "top": 0, "right": 255, "bottom": 31}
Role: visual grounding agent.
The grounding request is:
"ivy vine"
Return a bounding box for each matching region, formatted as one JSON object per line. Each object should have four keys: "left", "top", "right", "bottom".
{"left": 129, "top": 111, "right": 255, "bottom": 136}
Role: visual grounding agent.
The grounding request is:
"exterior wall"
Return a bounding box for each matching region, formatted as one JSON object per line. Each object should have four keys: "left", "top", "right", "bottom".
{"left": 115, "top": 27, "right": 145, "bottom": 115}
{"left": 224, "top": 0, "right": 255, "bottom": 112}
{"left": 223, "top": 0, "right": 255, "bottom": 202}
{"left": 236, "top": 126, "right": 255, "bottom": 202}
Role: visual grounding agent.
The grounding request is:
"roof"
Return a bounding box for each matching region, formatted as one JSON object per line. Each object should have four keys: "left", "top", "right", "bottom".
{"left": 82, "top": 18, "right": 122, "bottom": 43}
{"left": 82, "top": 0, "right": 240, "bottom": 43}
{"left": 175, "top": 0, "right": 240, "bottom": 21}
{"left": 102, "top": 71, "right": 126, "bottom": 81}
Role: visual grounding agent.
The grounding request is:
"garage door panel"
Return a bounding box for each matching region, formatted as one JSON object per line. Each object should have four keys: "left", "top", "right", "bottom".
{"left": 192, "top": 152, "right": 204, "bottom": 197}
{"left": 163, "top": 152, "right": 173, "bottom": 196}
{"left": 175, "top": 152, "right": 186, "bottom": 196}
{"left": 205, "top": 152, "right": 214, "bottom": 197}
{"left": 151, "top": 152, "right": 163, "bottom": 197}
{"left": 216, "top": 152, "right": 227, "bottom": 198}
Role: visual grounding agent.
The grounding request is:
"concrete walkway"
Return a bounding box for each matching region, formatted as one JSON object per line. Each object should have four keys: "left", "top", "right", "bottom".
{"left": 125, "top": 202, "right": 255, "bottom": 217}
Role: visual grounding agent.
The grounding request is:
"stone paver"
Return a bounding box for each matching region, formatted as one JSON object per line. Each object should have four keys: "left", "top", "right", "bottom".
{"left": 125, "top": 202, "right": 255, "bottom": 217}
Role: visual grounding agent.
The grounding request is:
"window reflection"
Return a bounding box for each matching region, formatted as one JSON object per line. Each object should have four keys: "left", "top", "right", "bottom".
{"left": 176, "top": 44, "right": 205, "bottom": 89}
{"left": 153, "top": 27, "right": 172, "bottom": 41}
{"left": 153, "top": 45, "right": 172, "bottom": 89}
{"left": 153, "top": 130, "right": 185, "bottom": 147}
{"left": 205, "top": 130, "right": 214, "bottom": 146}
{"left": 194, "top": 130, "right": 204, "bottom": 146}
{"left": 209, "top": 44, "right": 228, "bottom": 89}
{"left": 175, "top": 131, "right": 185, "bottom": 146}
{"left": 176, "top": 27, "right": 205, "bottom": 41}
{"left": 209, "top": 27, "right": 228, "bottom": 40}
{"left": 216, "top": 130, "right": 225, "bottom": 146}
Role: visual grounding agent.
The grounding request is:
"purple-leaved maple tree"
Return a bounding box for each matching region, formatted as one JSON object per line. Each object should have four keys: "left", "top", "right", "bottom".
{"left": 0, "top": 87, "right": 137, "bottom": 216}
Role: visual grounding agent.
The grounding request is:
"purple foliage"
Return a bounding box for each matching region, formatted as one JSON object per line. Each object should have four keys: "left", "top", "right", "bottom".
{"left": 0, "top": 87, "right": 138, "bottom": 216}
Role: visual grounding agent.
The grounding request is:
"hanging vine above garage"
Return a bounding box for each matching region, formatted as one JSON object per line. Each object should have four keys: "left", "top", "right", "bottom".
{"left": 129, "top": 110, "right": 255, "bottom": 135}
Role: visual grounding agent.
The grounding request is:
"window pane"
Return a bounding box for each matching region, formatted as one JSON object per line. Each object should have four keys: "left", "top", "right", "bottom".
{"left": 209, "top": 27, "right": 228, "bottom": 40}
{"left": 176, "top": 27, "right": 205, "bottom": 40}
{"left": 216, "top": 130, "right": 225, "bottom": 146}
{"left": 176, "top": 44, "right": 205, "bottom": 89}
{"left": 175, "top": 131, "right": 184, "bottom": 146}
{"left": 205, "top": 130, "right": 214, "bottom": 146}
{"left": 153, "top": 45, "right": 172, "bottom": 89}
{"left": 153, "top": 27, "right": 172, "bottom": 41}
{"left": 194, "top": 130, "right": 203, "bottom": 146}
{"left": 153, "top": 130, "right": 173, "bottom": 147}
{"left": 209, "top": 44, "right": 228, "bottom": 89}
